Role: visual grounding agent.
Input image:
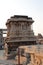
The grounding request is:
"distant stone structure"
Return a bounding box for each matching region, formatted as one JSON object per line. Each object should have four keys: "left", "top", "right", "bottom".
{"left": 36, "top": 33, "right": 43, "bottom": 44}
{"left": 0, "top": 29, "right": 7, "bottom": 49}
{"left": 0, "top": 29, "right": 3, "bottom": 45}
{"left": 5, "top": 15, "right": 36, "bottom": 60}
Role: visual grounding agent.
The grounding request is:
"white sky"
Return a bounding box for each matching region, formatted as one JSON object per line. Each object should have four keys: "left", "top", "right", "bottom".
{"left": 0, "top": 0, "right": 43, "bottom": 35}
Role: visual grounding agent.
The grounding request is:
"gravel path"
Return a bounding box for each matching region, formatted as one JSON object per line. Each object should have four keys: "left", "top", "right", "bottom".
{"left": 0, "top": 60, "right": 15, "bottom": 65}
{"left": 0, "top": 57, "right": 16, "bottom": 65}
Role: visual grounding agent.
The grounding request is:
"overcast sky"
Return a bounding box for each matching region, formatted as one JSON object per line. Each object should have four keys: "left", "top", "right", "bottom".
{"left": 0, "top": 0, "right": 43, "bottom": 35}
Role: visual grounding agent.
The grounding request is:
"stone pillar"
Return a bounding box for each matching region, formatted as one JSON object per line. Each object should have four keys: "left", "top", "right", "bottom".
{"left": 6, "top": 23, "right": 11, "bottom": 37}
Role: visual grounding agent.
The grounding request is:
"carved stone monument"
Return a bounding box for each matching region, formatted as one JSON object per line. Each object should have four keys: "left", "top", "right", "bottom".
{"left": 5, "top": 15, "right": 36, "bottom": 59}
